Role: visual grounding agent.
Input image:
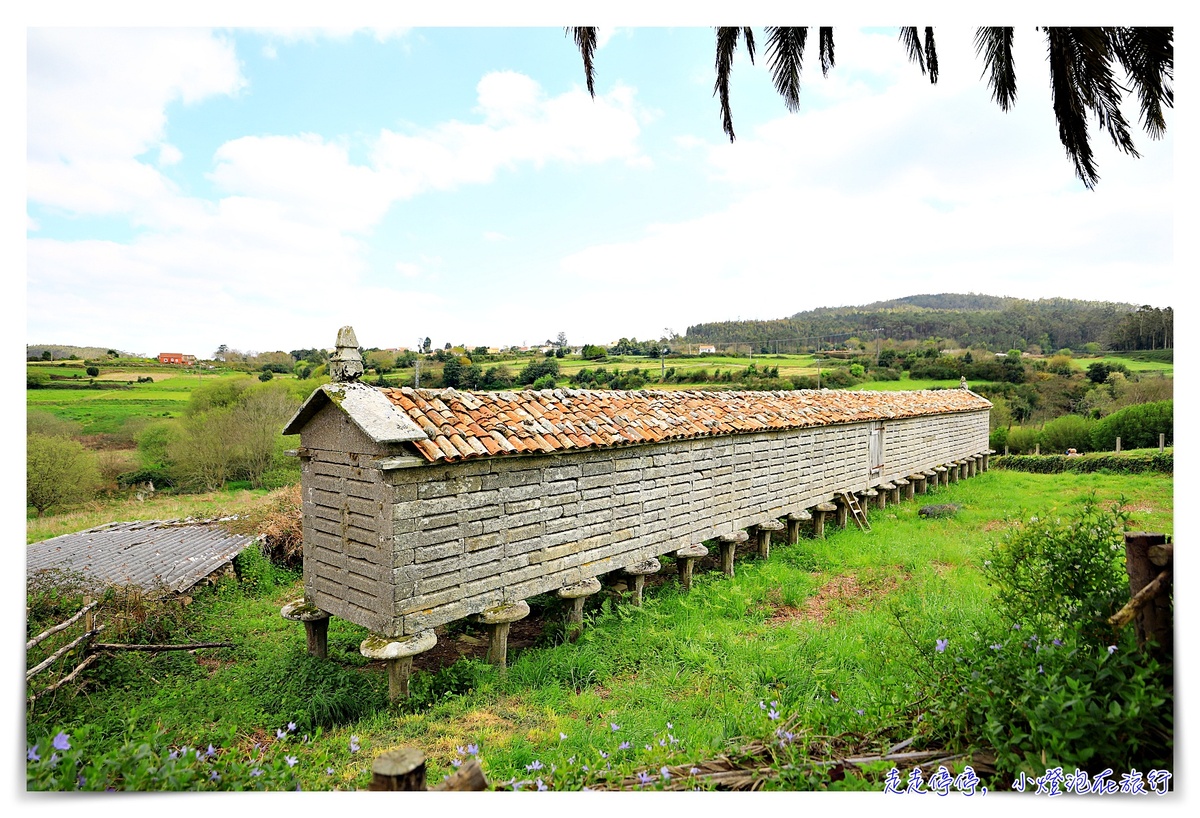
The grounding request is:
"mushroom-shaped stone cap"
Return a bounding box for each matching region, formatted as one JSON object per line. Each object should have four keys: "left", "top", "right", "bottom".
{"left": 862, "top": 489, "right": 879, "bottom": 497}
{"left": 934, "top": 465, "right": 948, "bottom": 472}
{"left": 281, "top": 599, "right": 330, "bottom": 622}
{"left": 471, "top": 600, "right": 530, "bottom": 625}
{"left": 624, "top": 558, "right": 661, "bottom": 576}
{"left": 878, "top": 482, "right": 896, "bottom": 490}
{"left": 787, "top": 509, "right": 812, "bottom": 521}
{"left": 908, "top": 474, "right": 925, "bottom": 481}
{"left": 360, "top": 629, "right": 436, "bottom": 660}
{"left": 893, "top": 478, "right": 910, "bottom": 486}
{"left": 557, "top": 577, "right": 602, "bottom": 599}
{"left": 675, "top": 544, "right": 709, "bottom": 559}
{"left": 814, "top": 502, "right": 838, "bottom": 512}
{"left": 756, "top": 519, "right": 786, "bottom": 531}
{"left": 718, "top": 530, "right": 749, "bottom": 543}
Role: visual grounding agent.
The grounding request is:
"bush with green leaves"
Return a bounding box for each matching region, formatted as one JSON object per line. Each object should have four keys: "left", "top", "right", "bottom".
{"left": 1003, "top": 425, "right": 1041, "bottom": 454}
{"left": 1091, "top": 400, "right": 1172, "bottom": 451}
{"left": 518, "top": 358, "right": 559, "bottom": 385}
{"left": 27, "top": 433, "right": 102, "bottom": 516}
{"left": 1039, "top": 413, "right": 1094, "bottom": 454}
{"left": 983, "top": 497, "right": 1130, "bottom": 643}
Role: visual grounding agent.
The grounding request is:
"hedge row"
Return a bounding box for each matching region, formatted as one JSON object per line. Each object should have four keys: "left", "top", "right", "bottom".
{"left": 993, "top": 451, "right": 1173, "bottom": 475}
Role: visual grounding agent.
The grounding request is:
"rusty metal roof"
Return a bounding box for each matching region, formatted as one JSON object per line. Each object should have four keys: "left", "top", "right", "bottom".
{"left": 381, "top": 387, "right": 992, "bottom": 464}
{"left": 26, "top": 519, "right": 259, "bottom": 596}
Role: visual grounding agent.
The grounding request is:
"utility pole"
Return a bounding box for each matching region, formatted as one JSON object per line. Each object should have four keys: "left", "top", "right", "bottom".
{"left": 414, "top": 337, "right": 421, "bottom": 388}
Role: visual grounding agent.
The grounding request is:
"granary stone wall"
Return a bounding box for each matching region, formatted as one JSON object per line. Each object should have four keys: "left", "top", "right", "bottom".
{"left": 298, "top": 403, "right": 989, "bottom": 637}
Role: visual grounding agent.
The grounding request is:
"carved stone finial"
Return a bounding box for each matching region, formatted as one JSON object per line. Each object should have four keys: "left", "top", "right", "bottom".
{"left": 960, "top": 376, "right": 968, "bottom": 389}
{"left": 329, "top": 325, "right": 365, "bottom": 383}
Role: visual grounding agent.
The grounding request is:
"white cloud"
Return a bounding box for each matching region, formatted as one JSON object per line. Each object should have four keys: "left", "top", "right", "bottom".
{"left": 27, "top": 28, "right": 244, "bottom": 217}
{"left": 157, "top": 144, "right": 183, "bottom": 166}
{"left": 483, "top": 231, "right": 508, "bottom": 241}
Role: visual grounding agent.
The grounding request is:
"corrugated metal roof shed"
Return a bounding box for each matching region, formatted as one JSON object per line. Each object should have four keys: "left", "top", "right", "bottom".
{"left": 26, "top": 519, "right": 259, "bottom": 596}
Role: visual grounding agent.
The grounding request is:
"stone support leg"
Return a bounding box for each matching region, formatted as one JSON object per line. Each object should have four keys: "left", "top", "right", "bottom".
{"left": 360, "top": 630, "right": 437, "bottom": 702}
{"left": 557, "top": 578, "right": 602, "bottom": 641}
{"left": 281, "top": 599, "right": 331, "bottom": 659}
{"left": 675, "top": 544, "right": 708, "bottom": 592}
{"left": 471, "top": 600, "right": 530, "bottom": 672}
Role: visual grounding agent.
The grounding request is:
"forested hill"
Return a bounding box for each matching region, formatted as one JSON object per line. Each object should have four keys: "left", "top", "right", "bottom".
{"left": 684, "top": 294, "right": 1172, "bottom": 352}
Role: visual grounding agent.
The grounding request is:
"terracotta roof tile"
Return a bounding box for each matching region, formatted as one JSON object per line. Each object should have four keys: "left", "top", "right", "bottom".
{"left": 380, "top": 387, "right": 991, "bottom": 464}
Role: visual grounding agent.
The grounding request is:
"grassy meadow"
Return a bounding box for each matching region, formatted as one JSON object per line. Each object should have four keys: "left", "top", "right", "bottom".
{"left": 26, "top": 468, "right": 1172, "bottom": 791}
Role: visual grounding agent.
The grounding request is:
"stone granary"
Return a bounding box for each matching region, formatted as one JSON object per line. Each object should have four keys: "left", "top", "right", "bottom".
{"left": 281, "top": 327, "right": 992, "bottom": 698}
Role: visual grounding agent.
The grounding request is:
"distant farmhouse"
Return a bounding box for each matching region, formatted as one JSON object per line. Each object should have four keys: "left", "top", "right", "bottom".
{"left": 157, "top": 353, "right": 197, "bottom": 365}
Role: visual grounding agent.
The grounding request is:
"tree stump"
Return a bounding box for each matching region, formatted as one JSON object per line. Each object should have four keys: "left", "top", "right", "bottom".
{"left": 1121, "top": 532, "right": 1172, "bottom": 654}
{"left": 370, "top": 747, "right": 427, "bottom": 790}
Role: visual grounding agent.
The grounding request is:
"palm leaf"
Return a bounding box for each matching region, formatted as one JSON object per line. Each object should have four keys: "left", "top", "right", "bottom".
{"left": 1109, "top": 27, "right": 1173, "bottom": 140}
{"left": 567, "top": 27, "right": 598, "bottom": 98}
{"left": 899, "top": 27, "right": 925, "bottom": 74}
{"left": 714, "top": 27, "right": 756, "bottom": 142}
{"left": 764, "top": 27, "right": 808, "bottom": 112}
{"left": 974, "top": 27, "right": 1017, "bottom": 110}
{"left": 819, "top": 27, "right": 835, "bottom": 76}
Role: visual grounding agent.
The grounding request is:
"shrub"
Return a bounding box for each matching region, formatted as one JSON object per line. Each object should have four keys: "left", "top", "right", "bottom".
{"left": 27, "top": 433, "right": 102, "bottom": 515}
{"left": 1091, "top": 400, "right": 1172, "bottom": 451}
{"left": 27, "top": 410, "right": 82, "bottom": 439}
{"left": 1003, "top": 425, "right": 1041, "bottom": 454}
{"left": 531, "top": 374, "right": 558, "bottom": 390}
{"left": 518, "top": 358, "right": 559, "bottom": 385}
{"left": 1039, "top": 414, "right": 1094, "bottom": 454}
{"left": 86, "top": 366, "right": 100, "bottom": 377}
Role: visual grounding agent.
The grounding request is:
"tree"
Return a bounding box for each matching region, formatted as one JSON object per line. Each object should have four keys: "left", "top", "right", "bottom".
{"left": 27, "top": 433, "right": 101, "bottom": 515}
{"left": 214, "top": 344, "right": 229, "bottom": 362}
{"left": 86, "top": 366, "right": 99, "bottom": 377}
{"left": 567, "top": 26, "right": 1172, "bottom": 189}
{"left": 422, "top": 337, "right": 432, "bottom": 353}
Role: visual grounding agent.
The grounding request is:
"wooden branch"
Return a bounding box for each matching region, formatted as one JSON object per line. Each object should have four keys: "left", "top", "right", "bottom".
{"left": 432, "top": 758, "right": 488, "bottom": 791}
{"left": 27, "top": 600, "right": 100, "bottom": 650}
{"left": 26, "top": 627, "right": 103, "bottom": 680}
{"left": 1149, "top": 542, "right": 1174, "bottom": 567}
{"left": 1109, "top": 569, "right": 1171, "bottom": 629}
{"left": 89, "top": 642, "right": 234, "bottom": 652}
{"left": 28, "top": 653, "right": 100, "bottom": 702}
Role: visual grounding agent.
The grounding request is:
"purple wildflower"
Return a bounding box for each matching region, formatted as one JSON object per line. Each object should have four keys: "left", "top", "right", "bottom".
{"left": 659, "top": 738, "right": 667, "bottom": 747}
{"left": 619, "top": 741, "right": 631, "bottom": 750}
{"left": 690, "top": 767, "right": 700, "bottom": 775}
{"left": 936, "top": 638, "right": 949, "bottom": 653}
{"left": 990, "top": 644, "right": 1003, "bottom": 651}
{"left": 1013, "top": 623, "right": 1021, "bottom": 630}
{"left": 536, "top": 778, "right": 548, "bottom": 792}
{"left": 759, "top": 701, "right": 767, "bottom": 710}
{"left": 661, "top": 766, "right": 672, "bottom": 780}
{"left": 210, "top": 770, "right": 221, "bottom": 782}
{"left": 288, "top": 722, "right": 297, "bottom": 732}
{"left": 611, "top": 723, "right": 620, "bottom": 731}
{"left": 169, "top": 750, "right": 179, "bottom": 760}
{"left": 349, "top": 735, "right": 360, "bottom": 753}
{"left": 27, "top": 745, "right": 39, "bottom": 762}
{"left": 1038, "top": 664, "right": 1044, "bottom": 674}
{"left": 77, "top": 775, "right": 86, "bottom": 788}
{"left": 451, "top": 758, "right": 462, "bottom": 768}
{"left": 326, "top": 767, "right": 335, "bottom": 775}
{"left": 456, "top": 745, "right": 465, "bottom": 755}
{"left": 667, "top": 722, "right": 673, "bottom": 729}
{"left": 205, "top": 744, "right": 216, "bottom": 757}
{"left": 286, "top": 755, "right": 298, "bottom": 768}
{"left": 526, "top": 760, "right": 543, "bottom": 771}
{"left": 52, "top": 732, "right": 70, "bottom": 752}
{"left": 276, "top": 729, "right": 287, "bottom": 740}
{"left": 638, "top": 771, "right": 652, "bottom": 785}
{"left": 768, "top": 708, "right": 780, "bottom": 721}
{"left": 855, "top": 709, "right": 865, "bottom": 716}
{"left": 599, "top": 750, "right": 608, "bottom": 759}
{"left": 466, "top": 743, "right": 479, "bottom": 756}
{"left": 250, "top": 768, "right": 263, "bottom": 777}
{"left": 559, "top": 732, "right": 568, "bottom": 741}
{"left": 1052, "top": 638, "right": 1063, "bottom": 647}
{"left": 1108, "top": 645, "right": 1118, "bottom": 654}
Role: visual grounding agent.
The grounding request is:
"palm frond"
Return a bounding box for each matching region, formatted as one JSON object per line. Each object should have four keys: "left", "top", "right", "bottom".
{"left": 714, "top": 27, "right": 754, "bottom": 142}
{"left": 974, "top": 27, "right": 1017, "bottom": 110}
{"left": 923, "top": 27, "right": 939, "bottom": 83}
{"left": 567, "top": 27, "right": 598, "bottom": 98}
{"left": 819, "top": 27, "right": 835, "bottom": 76}
{"left": 899, "top": 27, "right": 926, "bottom": 75}
{"left": 1109, "top": 27, "right": 1173, "bottom": 139}
{"left": 764, "top": 27, "right": 808, "bottom": 112}
{"left": 1044, "top": 28, "right": 1101, "bottom": 189}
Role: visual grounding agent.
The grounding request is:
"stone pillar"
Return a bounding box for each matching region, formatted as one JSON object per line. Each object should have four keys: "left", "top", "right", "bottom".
{"left": 754, "top": 520, "right": 785, "bottom": 560}
{"left": 908, "top": 474, "right": 924, "bottom": 497}
{"left": 623, "top": 558, "right": 661, "bottom": 606}
{"left": 983, "top": 450, "right": 993, "bottom": 471}
{"left": 281, "top": 599, "right": 331, "bottom": 659}
{"left": 557, "top": 578, "right": 602, "bottom": 641}
{"left": 718, "top": 531, "right": 748, "bottom": 577}
{"left": 675, "top": 544, "right": 709, "bottom": 592}
{"left": 469, "top": 601, "right": 530, "bottom": 672}
{"left": 786, "top": 510, "right": 812, "bottom": 544}
{"left": 894, "top": 478, "right": 910, "bottom": 503}
{"left": 876, "top": 483, "right": 893, "bottom": 509}
{"left": 949, "top": 461, "right": 961, "bottom": 483}
{"left": 360, "top": 630, "right": 437, "bottom": 701}
{"left": 834, "top": 496, "right": 850, "bottom": 528}
{"left": 936, "top": 465, "right": 949, "bottom": 488}
{"left": 813, "top": 502, "right": 838, "bottom": 539}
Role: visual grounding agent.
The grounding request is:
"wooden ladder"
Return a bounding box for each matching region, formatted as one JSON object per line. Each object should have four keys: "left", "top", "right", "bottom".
{"left": 839, "top": 491, "right": 871, "bottom": 532}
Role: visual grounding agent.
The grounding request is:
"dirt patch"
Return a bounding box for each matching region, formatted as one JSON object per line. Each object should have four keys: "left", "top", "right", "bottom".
{"left": 407, "top": 616, "right": 548, "bottom": 674}
{"left": 767, "top": 568, "right": 909, "bottom": 626}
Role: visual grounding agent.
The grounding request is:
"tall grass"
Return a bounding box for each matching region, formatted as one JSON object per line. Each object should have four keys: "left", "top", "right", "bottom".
{"left": 26, "top": 470, "right": 1171, "bottom": 790}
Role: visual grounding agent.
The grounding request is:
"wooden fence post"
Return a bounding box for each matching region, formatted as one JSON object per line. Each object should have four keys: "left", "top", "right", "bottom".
{"left": 1119, "top": 532, "right": 1172, "bottom": 654}
{"left": 370, "top": 747, "right": 427, "bottom": 790}
{"left": 1116, "top": 436, "right": 1122, "bottom": 454}
{"left": 1160, "top": 433, "right": 1165, "bottom": 452}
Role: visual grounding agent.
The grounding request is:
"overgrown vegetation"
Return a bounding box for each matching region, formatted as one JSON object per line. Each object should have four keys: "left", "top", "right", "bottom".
{"left": 26, "top": 471, "right": 1172, "bottom": 792}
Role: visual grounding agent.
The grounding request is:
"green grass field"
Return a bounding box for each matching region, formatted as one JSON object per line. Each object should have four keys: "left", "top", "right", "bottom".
{"left": 26, "top": 468, "right": 1172, "bottom": 790}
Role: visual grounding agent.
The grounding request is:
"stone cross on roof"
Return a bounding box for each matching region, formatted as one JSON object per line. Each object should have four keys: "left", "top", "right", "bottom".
{"left": 329, "top": 326, "right": 365, "bottom": 383}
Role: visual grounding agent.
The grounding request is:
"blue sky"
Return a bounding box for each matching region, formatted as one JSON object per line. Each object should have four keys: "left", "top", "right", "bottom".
{"left": 22, "top": 7, "right": 1176, "bottom": 359}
